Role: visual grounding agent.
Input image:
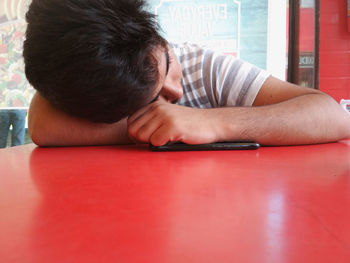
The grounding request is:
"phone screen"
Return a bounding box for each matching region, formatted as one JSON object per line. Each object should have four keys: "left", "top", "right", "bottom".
{"left": 149, "top": 141, "right": 260, "bottom": 152}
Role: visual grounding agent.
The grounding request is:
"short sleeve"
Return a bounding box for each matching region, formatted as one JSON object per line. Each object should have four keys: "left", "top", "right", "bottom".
{"left": 202, "top": 50, "right": 270, "bottom": 107}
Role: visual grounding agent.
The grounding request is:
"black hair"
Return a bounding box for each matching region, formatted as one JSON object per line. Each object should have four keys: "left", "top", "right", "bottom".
{"left": 23, "top": 0, "right": 167, "bottom": 123}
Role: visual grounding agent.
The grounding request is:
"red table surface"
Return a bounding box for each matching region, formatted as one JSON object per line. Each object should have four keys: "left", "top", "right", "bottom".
{"left": 0, "top": 142, "right": 350, "bottom": 263}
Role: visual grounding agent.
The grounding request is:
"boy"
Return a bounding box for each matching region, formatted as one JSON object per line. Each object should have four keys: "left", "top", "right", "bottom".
{"left": 24, "top": 0, "right": 350, "bottom": 146}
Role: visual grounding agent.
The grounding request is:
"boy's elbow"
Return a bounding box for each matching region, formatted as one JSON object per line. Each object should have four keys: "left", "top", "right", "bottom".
{"left": 28, "top": 115, "right": 48, "bottom": 147}
{"left": 28, "top": 128, "right": 45, "bottom": 147}
{"left": 28, "top": 97, "right": 51, "bottom": 147}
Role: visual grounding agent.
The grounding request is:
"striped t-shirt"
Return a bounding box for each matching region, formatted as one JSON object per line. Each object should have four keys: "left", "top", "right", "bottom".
{"left": 171, "top": 43, "right": 270, "bottom": 108}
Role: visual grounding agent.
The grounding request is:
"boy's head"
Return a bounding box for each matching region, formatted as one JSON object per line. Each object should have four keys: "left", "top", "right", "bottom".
{"left": 23, "top": 0, "right": 169, "bottom": 123}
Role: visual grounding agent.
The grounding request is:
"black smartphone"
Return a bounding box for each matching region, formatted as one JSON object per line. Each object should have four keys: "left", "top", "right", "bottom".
{"left": 149, "top": 141, "right": 260, "bottom": 152}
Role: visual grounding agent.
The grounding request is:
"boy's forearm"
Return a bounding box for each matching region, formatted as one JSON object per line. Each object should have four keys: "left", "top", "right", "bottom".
{"left": 29, "top": 90, "right": 350, "bottom": 147}
{"left": 29, "top": 93, "right": 131, "bottom": 146}
{"left": 216, "top": 93, "right": 350, "bottom": 145}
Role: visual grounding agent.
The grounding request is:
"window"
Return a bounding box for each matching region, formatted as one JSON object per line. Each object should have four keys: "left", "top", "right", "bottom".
{"left": 287, "top": 0, "right": 320, "bottom": 89}
{"left": 147, "top": 0, "right": 288, "bottom": 79}
{"left": 0, "top": 0, "right": 32, "bottom": 148}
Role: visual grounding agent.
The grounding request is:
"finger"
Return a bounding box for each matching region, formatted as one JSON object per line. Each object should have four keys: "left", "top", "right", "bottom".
{"left": 127, "top": 99, "right": 169, "bottom": 125}
{"left": 127, "top": 103, "right": 154, "bottom": 125}
{"left": 130, "top": 116, "right": 163, "bottom": 143}
{"left": 149, "top": 124, "right": 179, "bottom": 146}
{"left": 127, "top": 107, "right": 159, "bottom": 139}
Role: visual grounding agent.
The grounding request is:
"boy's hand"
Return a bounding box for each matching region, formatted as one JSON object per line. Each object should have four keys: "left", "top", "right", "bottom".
{"left": 127, "top": 100, "right": 221, "bottom": 146}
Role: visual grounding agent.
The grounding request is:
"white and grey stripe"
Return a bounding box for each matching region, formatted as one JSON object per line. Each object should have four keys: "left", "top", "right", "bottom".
{"left": 171, "top": 43, "right": 270, "bottom": 109}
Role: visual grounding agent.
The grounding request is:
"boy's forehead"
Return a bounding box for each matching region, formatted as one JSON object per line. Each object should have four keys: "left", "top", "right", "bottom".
{"left": 165, "top": 51, "right": 170, "bottom": 75}
{"left": 148, "top": 52, "right": 169, "bottom": 104}
{"left": 153, "top": 47, "right": 168, "bottom": 77}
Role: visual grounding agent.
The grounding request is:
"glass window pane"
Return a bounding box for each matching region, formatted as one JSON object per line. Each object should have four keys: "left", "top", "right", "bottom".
{"left": 0, "top": 1, "right": 33, "bottom": 109}
{"left": 147, "top": 0, "right": 271, "bottom": 70}
{"left": 286, "top": 0, "right": 317, "bottom": 88}
{"left": 298, "top": 1, "right": 315, "bottom": 88}
{"left": 0, "top": 0, "right": 32, "bottom": 147}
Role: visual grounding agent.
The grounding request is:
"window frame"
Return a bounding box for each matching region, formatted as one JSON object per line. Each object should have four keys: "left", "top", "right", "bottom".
{"left": 287, "top": 0, "right": 320, "bottom": 89}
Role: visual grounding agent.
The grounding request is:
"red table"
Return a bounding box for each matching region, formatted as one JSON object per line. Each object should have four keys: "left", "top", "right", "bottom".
{"left": 1, "top": 142, "right": 350, "bottom": 263}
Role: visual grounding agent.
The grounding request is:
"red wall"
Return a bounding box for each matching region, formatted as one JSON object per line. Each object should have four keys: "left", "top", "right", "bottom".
{"left": 320, "top": 0, "right": 350, "bottom": 102}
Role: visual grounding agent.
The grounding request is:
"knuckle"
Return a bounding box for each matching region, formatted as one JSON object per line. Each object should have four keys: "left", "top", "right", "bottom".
{"left": 152, "top": 104, "right": 162, "bottom": 113}
{"left": 150, "top": 136, "right": 164, "bottom": 147}
{"left": 152, "top": 103, "right": 166, "bottom": 112}
{"left": 136, "top": 131, "right": 148, "bottom": 142}
{"left": 127, "top": 125, "right": 138, "bottom": 138}
{"left": 166, "top": 119, "right": 177, "bottom": 129}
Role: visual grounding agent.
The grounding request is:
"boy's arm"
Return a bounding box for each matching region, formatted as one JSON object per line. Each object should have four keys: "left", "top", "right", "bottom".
{"left": 28, "top": 93, "right": 131, "bottom": 146}
{"left": 128, "top": 76, "right": 350, "bottom": 146}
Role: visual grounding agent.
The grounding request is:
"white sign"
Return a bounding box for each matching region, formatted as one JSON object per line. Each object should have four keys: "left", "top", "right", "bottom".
{"left": 151, "top": 0, "right": 241, "bottom": 55}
